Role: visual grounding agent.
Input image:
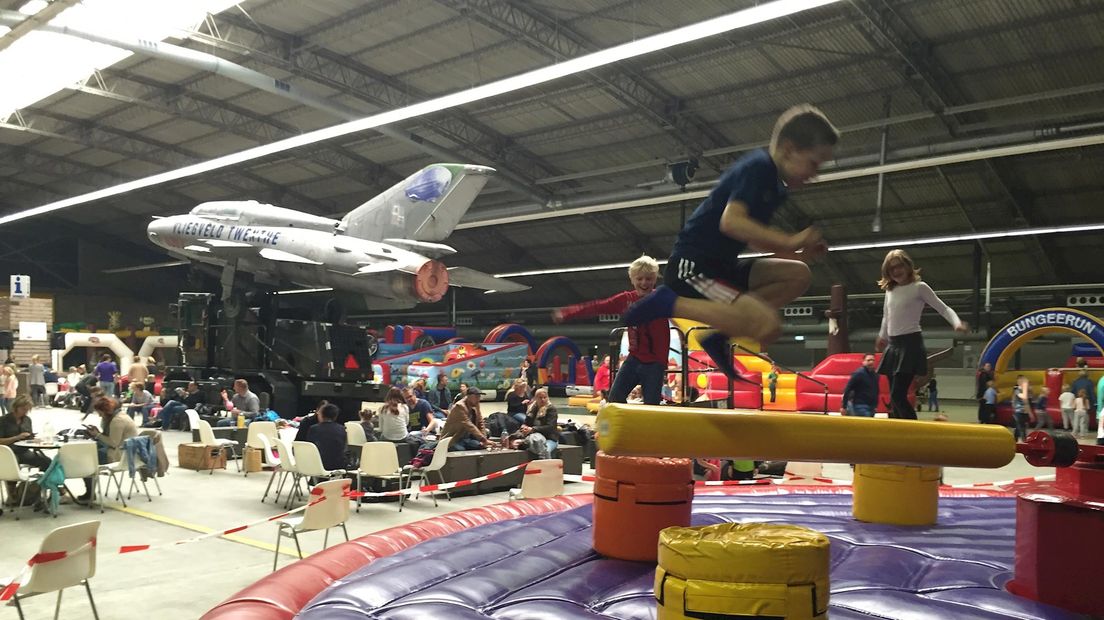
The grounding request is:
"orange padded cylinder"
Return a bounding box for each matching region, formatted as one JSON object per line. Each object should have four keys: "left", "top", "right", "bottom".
{"left": 592, "top": 452, "right": 694, "bottom": 562}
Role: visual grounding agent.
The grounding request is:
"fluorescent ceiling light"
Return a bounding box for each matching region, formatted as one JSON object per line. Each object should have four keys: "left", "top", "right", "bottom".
{"left": 0, "top": 0, "right": 238, "bottom": 122}
{"left": 458, "top": 132, "right": 1104, "bottom": 230}
{"left": 276, "top": 287, "right": 335, "bottom": 295}
{"left": 18, "top": 0, "right": 47, "bottom": 15}
{"left": 0, "top": 0, "right": 840, "bottom": 227}
{"left": 493, "top": 224, "right": 1103, "bottom": 278}
{"left": 829, "top": 223, "right": 1104, "bottom": 251}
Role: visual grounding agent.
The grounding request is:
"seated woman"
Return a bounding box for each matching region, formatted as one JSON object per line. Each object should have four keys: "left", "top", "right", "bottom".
{"left": 81, "top": 396, "right": 137, "bottom": 503}
{"left": 377, "top": 387, "right": 412, "bottom": 444}
{"left": 517, "top": 388, "right": 559, "bottom": 457}
{"left": 504, "top": 378, "right": 530, "bottom": 425}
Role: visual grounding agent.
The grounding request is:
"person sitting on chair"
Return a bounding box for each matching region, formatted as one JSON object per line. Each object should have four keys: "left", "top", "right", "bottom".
{"left": 158, "top": 382, "right": 206, "bottom": 431}
{"left": 440, "top": 388, "right": 489, "bottom": 451}
{"left": 215, "top": 379, "right": 260, "bottom": 426}
{"left": 125, "top": 382, "right": 157, "bottom": 427}
{"left": 80, "top": 396, "right": 137, "bottom": 504}
{"left": 0, "top": 395, "right": 52, "bottom": 471}
{"left": 307, "top": 403, "right": 347, "bottom": 471}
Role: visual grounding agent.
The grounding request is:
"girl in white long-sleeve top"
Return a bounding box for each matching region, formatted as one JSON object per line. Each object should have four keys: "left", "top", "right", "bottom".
{"left": 875, "top": 249, "right": 969, "bottom": 419}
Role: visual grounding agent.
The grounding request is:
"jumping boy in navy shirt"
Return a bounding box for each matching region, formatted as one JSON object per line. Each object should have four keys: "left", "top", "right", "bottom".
{"left": 625, "top": 105, "right": 837, "bottom": 377}
{"left": 554, "top": 255, "right": 669, "bottom": 405}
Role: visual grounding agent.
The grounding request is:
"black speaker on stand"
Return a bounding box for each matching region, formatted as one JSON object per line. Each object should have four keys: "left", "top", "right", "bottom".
{"left": 0, "top": 331, "right": 13, "bottom": 350}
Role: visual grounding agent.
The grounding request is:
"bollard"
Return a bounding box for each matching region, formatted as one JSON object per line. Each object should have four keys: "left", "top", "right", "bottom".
{"left": 655, "top": 522, "right": 830, "bottom": 619}
{"left": 592, "top": 452, "right": 693, "bottom": 562}
{"left": 852, "top": 464, "right": 941, "bottom": 525}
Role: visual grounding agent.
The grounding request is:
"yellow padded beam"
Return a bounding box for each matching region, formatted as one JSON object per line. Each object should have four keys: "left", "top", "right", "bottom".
{"left": 596, "top": 404, "right": 1015, "bottom": 468}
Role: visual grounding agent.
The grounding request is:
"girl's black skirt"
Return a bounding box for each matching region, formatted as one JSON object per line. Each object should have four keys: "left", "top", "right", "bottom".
{"left": 877, "top": 331, "right": 927, "bottom": 377}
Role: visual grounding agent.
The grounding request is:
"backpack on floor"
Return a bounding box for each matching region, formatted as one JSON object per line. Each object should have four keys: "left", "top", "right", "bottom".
{"left": 409, "top": 441, "right": 439, "bottom": 468}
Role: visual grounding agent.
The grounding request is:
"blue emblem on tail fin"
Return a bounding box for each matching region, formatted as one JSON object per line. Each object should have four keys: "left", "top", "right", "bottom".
{"left": 404, "top": 166, "right": 452, "bottom": 202}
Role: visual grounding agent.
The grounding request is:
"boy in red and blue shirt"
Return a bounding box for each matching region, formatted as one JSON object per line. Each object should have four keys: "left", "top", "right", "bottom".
{"left": 554, "top": 256, "right": 669, "bottom": 405}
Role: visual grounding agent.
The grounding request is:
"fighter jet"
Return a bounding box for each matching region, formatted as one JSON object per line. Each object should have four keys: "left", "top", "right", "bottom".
{"left": 146, "top": 164, "right": 528, "bottom": 313}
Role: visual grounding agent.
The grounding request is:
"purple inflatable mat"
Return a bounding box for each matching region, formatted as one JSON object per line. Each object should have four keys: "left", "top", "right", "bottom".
{"left": 298, "top": 492, "right": 1079, "bottom": 619}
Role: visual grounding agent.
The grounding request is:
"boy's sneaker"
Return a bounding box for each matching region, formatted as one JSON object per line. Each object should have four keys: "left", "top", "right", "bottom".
{"left": 623, "top": 285, "right": 677, "bottom": 326}
{"left": 701, "top": 331, "right": 739, "bottom": 380}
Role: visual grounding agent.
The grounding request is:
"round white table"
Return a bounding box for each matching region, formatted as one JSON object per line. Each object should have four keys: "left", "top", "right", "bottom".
{"left": 13, "top": 439, "right": 97, "bottom": 511}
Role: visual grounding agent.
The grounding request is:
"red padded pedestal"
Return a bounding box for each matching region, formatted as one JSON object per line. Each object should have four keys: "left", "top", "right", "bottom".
{"left": 1008, "top": 464, "right": 1104, "bottom": 616}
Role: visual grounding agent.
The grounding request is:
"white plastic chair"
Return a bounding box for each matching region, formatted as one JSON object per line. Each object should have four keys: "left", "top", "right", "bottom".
{"left": 58, "top": 442, "right": 102, "bottom": 514}
{"left": 290, "top": 441, "right": 345, "bottom": 508}
{"left": 99, "top": 445, "right": 160, "bottom": 506}
{"left": 97, "top": 454, "right": 131, "bottom": 508}
{"left": 9, "top": 520, "right": 101, "bottom": 620}
{"left": 272, "top": 438, "right": 301, "bottom": 507}
{"left": 182, "top": 408, "right": 199, "bottom": 431}
{"left": 272, "top": 478, "right": 350, "bottom": 571}
{"left": 399, "top": 436, "right": 451, "bottom": 511}
{"left": 509, "top": 459, "right": 564, "bottom": 500}
{"left": 257, "top": 434, "right": 283, "bottom": 503}
{"left": 344, "top": 422, "right": 368, "bottom": 467}
{"left": 197, "top": 420, "right": 241, "bottom": 473}
{"left": 135, "top": 430, "right": 164, "bottom": 498}
{"left": 244, "top": 421, "right": 278, "bottom": 477}
{"left": 0, "top": 445, "right": 44, "bottom": 520}
{"left": 354, "top": 442, "right": 403, "bottom": 513}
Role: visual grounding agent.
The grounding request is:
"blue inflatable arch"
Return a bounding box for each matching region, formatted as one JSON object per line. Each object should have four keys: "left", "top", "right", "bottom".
{"left": 979, "top": 307, "right": 1104, "bottom": 374}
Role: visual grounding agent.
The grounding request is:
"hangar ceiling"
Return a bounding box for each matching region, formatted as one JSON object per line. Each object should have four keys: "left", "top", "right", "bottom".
{"left": 1, "top": 0, "right": 1102, "bottom": 329}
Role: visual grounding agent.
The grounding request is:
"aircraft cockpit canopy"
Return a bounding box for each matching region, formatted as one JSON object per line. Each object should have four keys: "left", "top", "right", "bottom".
{"left": 189, "top": 201, "right": 266, "bottom": 220}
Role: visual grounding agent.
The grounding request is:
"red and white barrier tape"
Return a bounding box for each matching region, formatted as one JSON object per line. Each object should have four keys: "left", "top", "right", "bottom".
{"left": 1, "top": 492, "right": 325, "bottom": 601}
{"left": 3, "top": 462, "right": 540, "bottom": 594}
{"left": 944, "top": 474, "right": 1056, "bottom": 489}
{"left": 345, "top": 463, "right": 530, "bottom": 498}
{"left": 1, "top": 539, "right": 97, "bottom": 602}
{"left": 564, "top": 473, "right": 851, "bottom": 486}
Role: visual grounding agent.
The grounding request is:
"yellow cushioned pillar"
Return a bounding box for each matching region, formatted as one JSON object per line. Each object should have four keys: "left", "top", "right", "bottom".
{"left": 655, "top": 523, "right": 830, "bottom": 620}
{"left": 852, "top": 464, "right": 942, "bottom": 526}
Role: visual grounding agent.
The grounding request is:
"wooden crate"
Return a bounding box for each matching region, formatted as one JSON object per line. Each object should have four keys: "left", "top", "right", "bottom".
{"left": 244, "top": 446, "right": 263, "bottom": 473}
{"left": 178, "top": 442, "right": 226, "bottom": 471}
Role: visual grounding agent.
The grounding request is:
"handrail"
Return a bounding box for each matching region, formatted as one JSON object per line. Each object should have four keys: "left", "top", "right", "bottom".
{"left": 607, "top": 324, "right": 834, "bottom": 413}
{"left": 731, "top": 343, "right": 829, "bottom": 415}
{"left": 682, "top": 326, "right": 760, "bottom": 409}
{"left": 729, "top": 342, "right": 764, "bottom": 411}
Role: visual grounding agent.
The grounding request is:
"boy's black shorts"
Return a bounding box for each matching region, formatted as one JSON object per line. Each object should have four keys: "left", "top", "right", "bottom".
{"left": 665, "top": 255, "right": 758, "bottom": 302}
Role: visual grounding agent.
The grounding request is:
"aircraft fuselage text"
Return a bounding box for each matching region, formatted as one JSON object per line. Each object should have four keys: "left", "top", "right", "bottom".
{"left": 170, "top": 220, "right": 281, "bottom": 246}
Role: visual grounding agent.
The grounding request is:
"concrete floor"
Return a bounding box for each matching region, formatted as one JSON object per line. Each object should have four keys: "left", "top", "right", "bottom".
{"left": 1, "top": 400, "right": 1069, "bottom": 620}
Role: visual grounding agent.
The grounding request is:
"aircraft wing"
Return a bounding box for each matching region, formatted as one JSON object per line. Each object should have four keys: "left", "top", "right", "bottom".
{"left": 381, "top": 238, "right": 457, "bottom": 258}
{"left": 204, "top": 239, "right": 252, "bottom": 248}
{"left": 446, "top": 267, "right": 529, "bottom": 293}
{"left": 355, "top": 262, "right": 400, "bottom": 275}
{"left": 258, "top": 248, "right": 323, "bottom": 265}
{"left": 176, "top": 239, "right": 254, "bottom": 255}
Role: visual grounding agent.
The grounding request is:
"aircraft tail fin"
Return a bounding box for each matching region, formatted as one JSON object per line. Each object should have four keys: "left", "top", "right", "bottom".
{"left": 340, "top": 164, "right": 495, "bottom": 242}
